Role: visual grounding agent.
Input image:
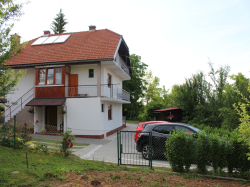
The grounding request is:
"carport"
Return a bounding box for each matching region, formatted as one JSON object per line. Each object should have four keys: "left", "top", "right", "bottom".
{"left": 153, "top": 107, "right": 182, "bottom": 122}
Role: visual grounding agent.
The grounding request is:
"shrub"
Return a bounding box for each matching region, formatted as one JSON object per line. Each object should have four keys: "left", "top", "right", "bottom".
{"left": 0, "top": 122, "right": 32, "bottom": 148}
{"left": 60, "top": 129, "right": 75, "bottom": 157}
{"left": 165, "top": 131, "right": 195, "bottom": 172}
{"left": 196, "top": 131, "right": 210, "bottom": 174}
{"left": 227, "top": 130, "right": 250, "bottom": 174}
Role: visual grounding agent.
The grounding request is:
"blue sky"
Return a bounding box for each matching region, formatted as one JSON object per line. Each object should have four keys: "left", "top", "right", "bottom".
{"left": 11, "top": 0, "right": 250, "bottom": 90}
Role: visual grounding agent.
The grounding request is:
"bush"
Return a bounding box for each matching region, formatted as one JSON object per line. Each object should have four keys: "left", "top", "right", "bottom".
{"left": 227, "top": 130, "right": 250, "bottom": 174}
{"left": 0, "top": 122, "right": 32, "bottom": 148}
{"left": 60, "top": 129, "right": 75, "bottom": 157}
{"left": 165, "top": 131, "right": 195, "bottom": 172}
{"left": 165, "top": 129, "right": 250, "bottom": 176}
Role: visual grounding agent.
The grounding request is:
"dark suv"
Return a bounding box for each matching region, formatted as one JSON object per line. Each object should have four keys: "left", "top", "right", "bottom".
{"left": 136, "top": 123, "right": 201, "bottom": 159}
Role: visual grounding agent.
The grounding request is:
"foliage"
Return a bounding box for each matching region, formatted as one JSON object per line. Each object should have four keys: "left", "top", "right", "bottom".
{"left": 60, "top": 128, "right": 75, "bottom": 157}
{"left": 0, "top": 0, "right": 26, "bottom": 99}
{"left": 34, "top": 143, "right": 49, "bottom": 153}
{"left": 208, "top": 61, "right": 230, "bottom": 127}
{"left": 171, "top": 72, "right": 211, "bottom": 124}
{"left": 227, "top": 130, "right": 250, "bottom": 174}
{"left": 234, "top": 83, "right": 250, "bottom": 160}
{"left": 123, "top": 54, "right": 148, "bottom": 120}
{"left": 165, "top": 131, "right": 195, "bottom": 172}
{"left": 50, "top": 9, "right": 68, "bottom": 34}
{"left": 0, "top": 122, "right": 32, "bottom": 148}
{"left": 165, "top": 130, "right": 250, "bottom": 176}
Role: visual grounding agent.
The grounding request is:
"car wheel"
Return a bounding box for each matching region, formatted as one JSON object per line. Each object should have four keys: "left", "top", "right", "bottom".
{"left": 142, "top": 144, "right": 154, "bottom": 160}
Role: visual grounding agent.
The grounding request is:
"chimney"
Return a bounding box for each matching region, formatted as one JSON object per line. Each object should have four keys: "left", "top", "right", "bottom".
{"left": 43, "top": 30, "right": 50, "bottom": 36}
{"left": 89, "top": 25, "right": 96, "bottom": 32}
{"left": 10, "top": 33, "right": 21, "bottom": 47}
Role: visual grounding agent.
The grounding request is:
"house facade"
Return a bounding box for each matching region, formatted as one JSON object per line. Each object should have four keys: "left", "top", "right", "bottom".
{"left": 5, "top": 26, "right": 131, "bottom": 138}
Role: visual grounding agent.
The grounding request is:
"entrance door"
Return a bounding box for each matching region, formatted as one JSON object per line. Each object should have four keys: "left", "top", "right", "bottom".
{"left": 69, "top": 74, "right": 78, "bottom": 97}
{"left": 45, "top": 106, "right": 57, "bottom": 132}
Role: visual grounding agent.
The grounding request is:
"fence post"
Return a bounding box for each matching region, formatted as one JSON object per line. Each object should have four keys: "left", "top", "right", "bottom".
{"left": 117, "top": 129, "right": 120, "bottom": 165}
{"left": 149, "top": 131, "right": 152, "bottom": 169}
{"left": 14, "top": 115, "right": 16, "bottom": 149}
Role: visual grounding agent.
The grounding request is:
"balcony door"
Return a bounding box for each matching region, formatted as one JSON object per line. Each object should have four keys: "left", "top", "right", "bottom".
{"left": 69, "top": 74, "right": 78, "bottom": 97}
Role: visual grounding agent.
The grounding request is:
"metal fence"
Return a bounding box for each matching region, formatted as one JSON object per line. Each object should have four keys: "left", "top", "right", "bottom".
{"left": 1, "top": 118, "right": 250, "bottom": 175}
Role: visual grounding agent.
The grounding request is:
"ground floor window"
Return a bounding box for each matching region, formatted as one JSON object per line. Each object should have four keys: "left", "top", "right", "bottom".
{"left": 108, "top": 105, "right": 112, "bottom": 120}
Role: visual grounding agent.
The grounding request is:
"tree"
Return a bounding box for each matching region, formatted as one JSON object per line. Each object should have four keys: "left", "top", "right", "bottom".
{"left": 123, "top": 54, "right": 148, "bottom": 120}
{"left": 208, "top": 61, "right": 230, "bottom": 127}
{"left": 170, "top": 72, "right": 211, "bottom": 124}
{"left": 144, "top": 70, "right": 161, "bottom": 104}
{"left": 0, "top": 1, "right": 26, "bottom": 100}
{"left": 234, "top": 83, "right": 250, "bottom": 159}
{"left": 51, "top": 9, "right": 68, "bottom": 34}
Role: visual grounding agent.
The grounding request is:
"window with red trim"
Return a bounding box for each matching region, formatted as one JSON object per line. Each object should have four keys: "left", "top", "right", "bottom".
{"left": 37, "top": 67, "right": 63, "bottom": 85}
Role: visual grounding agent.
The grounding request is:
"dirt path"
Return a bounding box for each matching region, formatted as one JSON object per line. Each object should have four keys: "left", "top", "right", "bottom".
{"left": 36, "top": 170, "right": 249, "bottom": 187}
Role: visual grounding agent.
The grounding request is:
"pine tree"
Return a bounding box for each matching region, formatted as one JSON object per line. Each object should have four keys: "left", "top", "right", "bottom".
{"left": 51, "top": 9, "right": 68, "bottom": 34}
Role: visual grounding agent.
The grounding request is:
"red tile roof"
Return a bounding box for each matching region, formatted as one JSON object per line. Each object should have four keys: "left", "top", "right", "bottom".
{"left": 6, "top": 29, "right": 121, "bottom": 66}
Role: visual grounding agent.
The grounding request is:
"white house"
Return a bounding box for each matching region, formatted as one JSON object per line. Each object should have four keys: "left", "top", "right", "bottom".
{"left": 5, "top": 26, "right": 131, "bottom": 138}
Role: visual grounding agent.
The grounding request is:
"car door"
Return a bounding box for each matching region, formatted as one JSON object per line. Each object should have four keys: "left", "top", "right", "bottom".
{"left": 152, "top": 125, "right": 173, "bottom": 155}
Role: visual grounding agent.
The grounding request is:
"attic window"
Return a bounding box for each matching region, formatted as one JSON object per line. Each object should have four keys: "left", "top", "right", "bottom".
{"left": 32, "top": 35, "right": 71, "bottom": 45}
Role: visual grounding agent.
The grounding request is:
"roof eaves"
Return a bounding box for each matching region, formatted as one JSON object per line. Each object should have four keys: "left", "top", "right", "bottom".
{"left": 7, "top": 58, "right": 114, "bottom": 68}
{"left": 113, "top": 37, "right": 123, "bottom": 60}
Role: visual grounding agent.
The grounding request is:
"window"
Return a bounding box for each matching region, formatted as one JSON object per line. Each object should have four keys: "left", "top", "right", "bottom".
{"left": 55, "top": 68, "right": 62, "bottom": 84}
{"left": 37, "top": 67, "right": 63, "bottom": 85}
{"left": 153, "top": 125, "right": 173, "bottom": 134}
{"left": 175, "top": 126, "right": 194, "bottom": 134}
{"left": 108, "top": 105, "right": 112, "bottom": 120}
{"left": 39, "top": 69, "right": 45, "bottom": 85}
{"left": 101, "top": 104, "right": 104, "bottom": 112}
{"left": 89, "top": 69, "right": 94, "bottom": 78}
{"left": 47, "top": 69, "right": 54, "bottom": 84}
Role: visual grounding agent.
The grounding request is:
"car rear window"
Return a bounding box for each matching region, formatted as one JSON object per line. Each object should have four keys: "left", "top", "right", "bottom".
{"left": 153, "top": 125, "right": 173, "bottom": 134}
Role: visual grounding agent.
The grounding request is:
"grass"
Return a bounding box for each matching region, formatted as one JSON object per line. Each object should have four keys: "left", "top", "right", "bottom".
{"left": 126, "top": 120, "right": 140, "bottom": 125}
{"left": 0, "top": 145, "right": 124, "bottom": 186}
{"left": 31, "top": 139, "right": 89, "bottom": 146}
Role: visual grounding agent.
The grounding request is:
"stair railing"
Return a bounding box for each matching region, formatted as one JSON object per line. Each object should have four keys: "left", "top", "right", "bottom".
{"left": 2, "top": 87, "right": 34, "bottom": 122}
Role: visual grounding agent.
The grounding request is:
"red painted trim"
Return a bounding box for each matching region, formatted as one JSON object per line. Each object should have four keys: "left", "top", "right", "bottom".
{"left": 75, "top": 134, "right": 104, "bottom": 139}
{"left": 35, "top": 123, "right": 126, "bottom": 139}
{"left": 106, "top": 124, "right": 126, "bottom": 137}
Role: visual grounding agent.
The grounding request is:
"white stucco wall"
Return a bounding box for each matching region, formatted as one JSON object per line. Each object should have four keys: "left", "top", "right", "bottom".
{"left": 102, "top": 67, "right": 123, "bottom": 88}
{"left": 70, "top": 65, "right": 97, "bottom": 85}
{"left": 34, "top": 106, "right": 43, "bottom": 133}
{"left": 6, "top": 68, "right": 34, "bottom": 105}
{"left": 66, "top": 97, "right": 102, "bottom": 135}
{"left": 103, "top": 101, "right": 122, "bottom": 131}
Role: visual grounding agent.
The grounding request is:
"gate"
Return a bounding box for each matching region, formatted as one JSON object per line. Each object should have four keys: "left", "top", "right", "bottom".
{"left": 117, "top": 130, "right": 152, "bottom": 168}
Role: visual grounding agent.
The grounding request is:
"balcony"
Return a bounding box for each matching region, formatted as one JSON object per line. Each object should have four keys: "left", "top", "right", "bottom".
{"left": 65, "top": 84, "right": 130, "bottom": 103}
{"left": 105, "top": 54, "right": 130, "bottom": 80}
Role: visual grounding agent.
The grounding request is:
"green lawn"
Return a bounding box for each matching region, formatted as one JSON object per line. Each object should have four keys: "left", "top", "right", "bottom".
{"left": 31, "top": 139, "right": 89, "bottom": 146}
{"left": 126, "top": 120, "right": 140, "bottom": 125}
{"left": 0, "top": 146, "right": 136, "bottom": 186}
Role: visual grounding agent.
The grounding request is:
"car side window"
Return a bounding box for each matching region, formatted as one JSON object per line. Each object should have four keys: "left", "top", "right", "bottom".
{"left": 175, "top": 126, "right": 194, "bottom": 134}
{"left": 153, "top": 126, "right": 173, "bottom": 134}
